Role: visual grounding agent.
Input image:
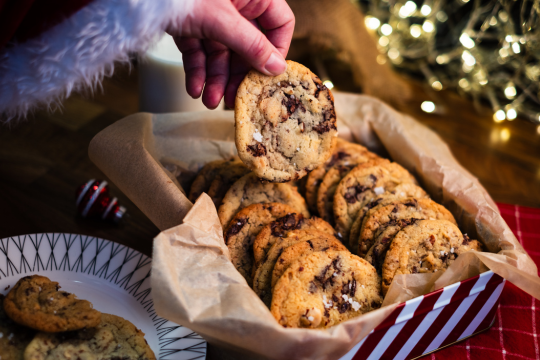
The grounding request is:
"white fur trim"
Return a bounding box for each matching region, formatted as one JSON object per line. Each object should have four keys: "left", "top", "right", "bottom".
{"left": 0, "top": 0, "right": 194, "bottom": 121}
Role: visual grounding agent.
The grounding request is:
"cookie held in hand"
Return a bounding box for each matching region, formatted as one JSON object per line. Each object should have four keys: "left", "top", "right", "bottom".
{"left": 235, "top": 60, "right": 338, "bottom": 182}
{"left": 4, "top": 275, "right": 101, "bottom": 333}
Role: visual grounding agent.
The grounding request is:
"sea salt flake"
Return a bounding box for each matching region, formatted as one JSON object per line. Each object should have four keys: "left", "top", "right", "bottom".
{"left": 297, "top": 148, "right": 300, "bottom": 151}
{"left": 450, "top": 247, "right": 454, "bottom": 253}
{"left": 374, "top": 187, "right": 385, "bottom": 195}
{"left": 352, "top": 301, "right": 361, "bottom": 311}
{"left": 333, "top": 272, "right": 338, "bottom": 277}
{"left": 361, "top": 285, "right": 365, "bottom": 288}
{"left": 440, "top": 251, "right": 445, "bottom": 256}
{"left": 308, "top": 316, "right": 314, "bottom": 321}
{"left": 253, "top": 130, "right": 263, "bottom": 142}
{"left": 342, "top": 294, "right": 349, "bottom": 301}
{"left": 348, "top": 298, "right": 353, "bottom": 304}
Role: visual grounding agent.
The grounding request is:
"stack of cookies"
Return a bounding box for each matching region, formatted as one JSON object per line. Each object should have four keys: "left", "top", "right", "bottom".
{"left": 1, "top": 275, "right": 155, "bottom": 360}
{"left": 184, "top": 61, "right": 483, "bottom": 329}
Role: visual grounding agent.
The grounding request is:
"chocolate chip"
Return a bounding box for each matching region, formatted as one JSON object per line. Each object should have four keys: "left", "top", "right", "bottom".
{"left": 271, "top": 213, "right": 301, "bottom": 237}
{"left": 412, "top": 266, "right": 418, "bottom": 273}
{"left": 307, "top": 240, "right": 314, "bottom": 249}
{"left": 313, "top": 119, "right": 337, "bottom": 134}
{"left": 299, "top": 266, "right": 304, "bottom": 272}
{"left": 368, "top": 198, "right": 382, "bottom": 209}
{"left": 247, "top": 143, "right": 266, "bottom": 157}
{"left": 463, "top": 234, "right": 470, "bottom": 245}
{"left": 309, "top": 281, "right": 318, "bottom": 294}
{"left": 225, "top": 217, "right": 248, "bottom": 244}
{"left": 369, "top": 174, "right": 377, "bottom": 182}
{"left": 371, "top": 300, "right": 381, "bottom": 309}
{"left": 403, "top": 199, "right": 418, "bottom": 207}
{"left": 332, "top": 294, "right": 339, "bottom": 303}
{"left": 429, "top": 235, "right": 436, "bottom": 245}
{"left": 339, "top": 302, "right": 350, "bottom": 313}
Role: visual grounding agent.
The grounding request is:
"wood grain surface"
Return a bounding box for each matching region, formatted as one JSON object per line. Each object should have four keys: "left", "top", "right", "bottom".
{"left": 0, "top": 61, "right": 538, "bottom": 360}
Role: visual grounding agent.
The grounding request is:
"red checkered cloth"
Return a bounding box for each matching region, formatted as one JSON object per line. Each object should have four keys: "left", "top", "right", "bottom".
{"left": 428, "top": 203, "right": 540, "bottom": 360}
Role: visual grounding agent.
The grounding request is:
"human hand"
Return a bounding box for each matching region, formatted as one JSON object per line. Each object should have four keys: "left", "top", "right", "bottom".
{"left": 168, "top": 0, "right": 295, "bottom": 109}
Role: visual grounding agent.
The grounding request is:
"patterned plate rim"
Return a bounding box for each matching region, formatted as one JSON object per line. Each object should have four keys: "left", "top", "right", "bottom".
{"left": 0, "top": 233, "right": 207, "bottom": 360}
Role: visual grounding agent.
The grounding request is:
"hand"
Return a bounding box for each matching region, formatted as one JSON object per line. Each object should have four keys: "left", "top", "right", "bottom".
{"left": 168, "top": 0, "right": 295, "bottom": 109}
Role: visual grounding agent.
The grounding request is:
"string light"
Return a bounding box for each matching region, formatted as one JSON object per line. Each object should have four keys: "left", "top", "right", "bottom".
{"left": 365, "top": 16, "right": 381, "bottom": 30}
{"left": 421, "top": 101, "right": 436, "bottom": 113}
{"left": 323, "top": 80, "right": 334, "bottom": 89}
{"left": 494, "top": 110, "right": 506, "bottom": 122}
{"left": 420, "top": 5, "right": 431, "bottom": 16}
{"left": 506, "top": 108, "right": 517, "bottom": 120}
{"left": 360, "top": 0, "right": 539, "bottom": 126}
{"left": 380, "top": 24, "right": 393, "bottom": 35}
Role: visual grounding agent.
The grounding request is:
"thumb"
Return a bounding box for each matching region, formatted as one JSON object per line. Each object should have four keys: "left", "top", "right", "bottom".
{"left": 205, "top": 7, "right": 287, "bottom": 76}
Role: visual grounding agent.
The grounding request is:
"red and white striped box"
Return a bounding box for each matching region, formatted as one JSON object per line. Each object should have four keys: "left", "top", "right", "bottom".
{"left": 339, "top": 270, "right": 506, "bottom": 360}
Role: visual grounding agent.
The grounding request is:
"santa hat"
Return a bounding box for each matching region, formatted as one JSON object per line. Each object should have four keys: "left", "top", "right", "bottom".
{"left": 0, "top": 0, "right": 193, "bottom": 120}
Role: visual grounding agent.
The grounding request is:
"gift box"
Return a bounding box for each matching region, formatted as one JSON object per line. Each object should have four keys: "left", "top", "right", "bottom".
{"left": 88, "top": 93, "right": 539, "bottom": 360}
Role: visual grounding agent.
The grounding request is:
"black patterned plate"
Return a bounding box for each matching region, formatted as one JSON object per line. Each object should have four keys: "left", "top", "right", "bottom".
{"left": 0, "top": 233, "right": 206, "bottom": 360}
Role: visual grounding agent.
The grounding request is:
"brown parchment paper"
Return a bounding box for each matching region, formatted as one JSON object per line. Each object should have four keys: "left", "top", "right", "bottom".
{"left": 89, "top": 93, "right": 540, "bottom": 360}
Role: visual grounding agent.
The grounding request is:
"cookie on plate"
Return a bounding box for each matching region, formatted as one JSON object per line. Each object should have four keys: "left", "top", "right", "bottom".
{"left": 333, "top": 161, "right": 417, "bottom": 244}
{"left": 305, "top": 138, "right": 377, "bottom": 213}
{"left": 4, "top": 275, "right": 101, "bottom": 333}
{"left": 206, "top": 160, "right": 250, "bottom": 207}
{"left": 0, "top": 294, "right": 36, "bottom": 360}
{"left": 271, "top": 250, "right": 382, "bottom": 328}
{"left": 357, "top": 198, "right": 456, "bottom": 259}
{"left": 188, "top": 159, "right": 228, "bottom": 202}
{"left": 252, "top": 214, "right": 335, "bottom": 268}
{"left": 235, "top": 60, "right": 338, "bottom": 182}
{"left": 224, "top": 203, "right": 297, "bottom": 284}
{"left": 253, "top": 230, "right": 345, "bottom": 306}
{"left": 24, "top": 313, "right": 156, "bottom": 360}
{"left": 218, "top": 173, "right": 309, "bottom": 226}
{"left": 349, "top": 183, "right": 429, "bottom": 254}
{"left": 381, "top": 220, "right": 483, "bottom": 295}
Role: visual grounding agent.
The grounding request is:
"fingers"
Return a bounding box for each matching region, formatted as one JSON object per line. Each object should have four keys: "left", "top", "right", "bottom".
{"left": 201, "top": 40, "right": 230, "bottom": 109}
{"left": 237, "top": 0, "right": 295, "bottom": 58}
{"left": 225, "top": 53, "right": 251, "bottom": 108}
{"left": 174, "top": 37, "right": 206, "bottom": 98}
{"left": 205, "top": 4, "right": 286, "bottom": 76}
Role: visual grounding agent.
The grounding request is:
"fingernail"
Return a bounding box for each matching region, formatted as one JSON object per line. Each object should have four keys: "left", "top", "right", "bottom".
{"left": 264, "top": 52, "right": 286, "bottom": 75}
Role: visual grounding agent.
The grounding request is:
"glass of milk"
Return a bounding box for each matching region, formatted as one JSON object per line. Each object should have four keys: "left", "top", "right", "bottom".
{"left": 139, "top": 33, "right": 223, "bottom": 113}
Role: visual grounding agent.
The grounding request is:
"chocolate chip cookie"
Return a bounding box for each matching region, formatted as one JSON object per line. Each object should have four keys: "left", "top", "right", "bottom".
{"left": 224, "top": 203, "right": 297, "bottom": 284}
{"left": 253, "top": 230, "right": 344, "bottom": 306}
{"left": 252, "top": 214, "right": 335, "bottom": 269}
{"left": 381, "top": 220, "right": 483, "bottom": 295}
{"left": 24, "top": 313, "right": 156, "bottom": 360}
{"left": 271, "top": 237, "right": 346, "bottom": 289}
{"left": 349, "top": 183, "right": 429, "bottom": 254}
{"left": 206, "top": 160, "right": 250, "bottom": 208}
{"left": 235, "top": 60, "right": 338, "bottom": 182}
{"left": 188, "top": 159, "right": 228, "bottom": 202}
{"left": 218, "top": 172, "right": 309, "bottom": 226}
{"left": 333, "top": 161, "right": 417, "bottom": 244}
{"left": 4, "top": 275, "right": 101, "bottom": 333}
{"left": 305, "top": 138, "right": 377, "bottom": 213}
{"left": 0, "top": 294, "right": 36, "bottom": 360}
{"left": 357, "top": 198, "right": 456, "bottom": 259}
{"left": 271, "top": 250, "right": 382, "bottom": 328}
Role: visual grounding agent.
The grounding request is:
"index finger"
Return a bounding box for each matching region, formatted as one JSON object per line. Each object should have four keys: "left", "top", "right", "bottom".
{"left": 238, "top": 0, "right": 295, "bottom": 58}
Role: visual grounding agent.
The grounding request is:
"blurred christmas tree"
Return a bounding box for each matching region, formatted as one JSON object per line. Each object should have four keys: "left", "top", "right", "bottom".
{"left": 356, "top": 0, "right": 540, "bottom": 124}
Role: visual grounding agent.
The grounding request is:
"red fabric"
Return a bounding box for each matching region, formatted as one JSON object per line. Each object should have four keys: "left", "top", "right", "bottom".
{"left": 0, "top": 0, "right": 92, "bottom": 50}
{"left": 427, "top": 203, "right": 540, "bottom": 359}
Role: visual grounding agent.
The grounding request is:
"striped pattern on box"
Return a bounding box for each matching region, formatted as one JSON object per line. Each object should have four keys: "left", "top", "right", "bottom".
{"left": 339, "top": 271, "right": 506, "bottom": 360}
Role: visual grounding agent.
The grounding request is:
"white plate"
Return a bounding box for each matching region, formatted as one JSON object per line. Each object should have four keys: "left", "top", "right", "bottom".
{"left": 0, "top": 233, "right": 206, "bottom": 360}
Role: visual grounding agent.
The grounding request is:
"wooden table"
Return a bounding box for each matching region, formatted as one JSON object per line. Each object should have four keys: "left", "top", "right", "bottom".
{"left": 0, "top": 62, "right": 539, "bottom": 359}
